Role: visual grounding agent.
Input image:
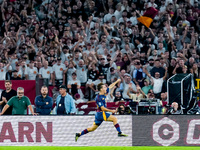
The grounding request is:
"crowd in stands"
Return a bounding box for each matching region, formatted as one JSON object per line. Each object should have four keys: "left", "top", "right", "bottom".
{"left": 0, "top": 0, "right": 200, "bottom": 114}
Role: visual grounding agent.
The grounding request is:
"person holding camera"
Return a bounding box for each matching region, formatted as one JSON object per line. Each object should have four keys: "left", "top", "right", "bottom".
{"left": 167, "top": 102, "right": 182, "bottom": 114}
{"left": 117, "top": 104, "right": 127, "bottom": 115}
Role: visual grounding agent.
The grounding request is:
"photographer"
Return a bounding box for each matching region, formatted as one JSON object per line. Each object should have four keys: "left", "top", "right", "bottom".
{"left": 167, "top": 102, "right": 182, "bottom": 114}
{"left": 117, "top": 104, "right": 129, "bottom": 115}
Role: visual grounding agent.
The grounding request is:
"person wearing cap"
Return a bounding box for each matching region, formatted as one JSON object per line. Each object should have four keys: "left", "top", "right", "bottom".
{"left": 107, "top": 40, "right": 116, "bottom": 58}
{"left": 35, "top": 86, "right": 53, "bottom": 115}
{"left": 52, "top": 57, "right": 66, "bottom": 86}
{"left": 145, "top": 58, "right": 154, "bottom": 73}
{"left": 59, "top": 46, "right": 70, "bottom": 62}
{"left": 141, "top": 78, "right": 153, "bottom": 95}
{"left": 56, "top": 85, "right": 76, "bottom": 115}
{"left": 98, "top": 55, "right": 111, "bottom": 79}
{"left": 107, "top": 67, "right": 119, "bottom": 84}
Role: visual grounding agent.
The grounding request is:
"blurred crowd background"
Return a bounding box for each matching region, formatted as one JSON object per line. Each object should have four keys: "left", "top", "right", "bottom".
{"left": 0, "top": 0, "right": 200, "bottom": 111}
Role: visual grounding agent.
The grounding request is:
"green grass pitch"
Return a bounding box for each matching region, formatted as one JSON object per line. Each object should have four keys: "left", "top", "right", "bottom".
{"left": 0, "top": 147, "right": 199, "bottom": 150}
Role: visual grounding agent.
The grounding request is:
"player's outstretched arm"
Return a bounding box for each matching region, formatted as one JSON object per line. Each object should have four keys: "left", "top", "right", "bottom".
{"left": 109, "top": 79, "right": 121, "bottom": 90}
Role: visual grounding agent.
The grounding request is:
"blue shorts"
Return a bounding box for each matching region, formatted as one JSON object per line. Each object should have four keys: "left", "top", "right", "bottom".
{"left": 94, "top": 111, "right": 111, "bottom": 126}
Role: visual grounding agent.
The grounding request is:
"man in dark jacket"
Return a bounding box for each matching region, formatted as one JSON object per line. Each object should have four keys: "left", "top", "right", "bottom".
{"left": 35, "top": 86, "right": 53, "bottom": 115}
{"left": 0, "top": 80, "right": 17, "bottom": 115}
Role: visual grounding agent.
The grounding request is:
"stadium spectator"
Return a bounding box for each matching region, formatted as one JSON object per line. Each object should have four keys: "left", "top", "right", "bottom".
{"left": 132, "top": 61, "right": 146, "bottom": 87}
{"left": 67, "top": 72, "right": 82, "bottom": 98}
{"left": 120, "top": 73, "right": 137, "bottom": 100}
{"left": 0, "top": 87, "right": 36, "bottom": 115}
{"left": 144, "top": 66, "right": 168, "bottom": 99}
{"left": 141, "top": 78, "right": 153, "bottom": 95}
{"left": 52, "top": 57, "right": 66, "bottom": 86}
{"left": 38, "top": 60, "right": 53, "bottom": 84}
{"left": 160, "top": 92, "right": 168, "bottom": 114}
{"left": 74, "top": 93, "right": 85, "bottom": 105}
{"left": 90, "top": 72, "right": 106, "bottom": 99}
{"left": 25, "top": 61, "right": 38, "bottom": 80}
{"left": 167, "top": 102, "right": 183, "bottom": 114}
{"left": 0, "top": 61, "right": 11, "bottom": 80}
{"left": 150, "top": 59, "right": 166, "bottom": 78}
{"left": 0, "top": 80, "right": 17, "bottom": 115}
{"left": 35, "top": 86, "right": 53, "bottom": 115}
{"left": 76, "top": 59, "right": 88, "bottom": 86}
{"left": 107, "top": 67, "right": 119, "bottom": 85}
{"left": 147, "top": 89, "right": 155, "bottom": 99}
{"left": 10, "top": 70, "right": 21, "bottom": 80}
{"left": 127, "top": 85, "right": 146, "bottom": 102}
{"left": 56, "top": 85, "right": 76, "bottom": 115}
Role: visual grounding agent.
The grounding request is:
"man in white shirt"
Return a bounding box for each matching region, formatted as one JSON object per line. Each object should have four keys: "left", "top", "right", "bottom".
{"left": 144, "top": 66, "right": 168, "bottom": 99}
{"left": 104, "top": 8, "right": 114, "bottom": 23}
{"left": 157, "top": 42, "right": 166, "bottom": 56}
{"left": 52, "top": 57, "right": 66, "bottom": 86}
{"left": 0, "top": 62, "right": 11, "bottom": 80}
{"left": 114, "top": 3, "right": 122, "bottom": 20}
{"left": 67, "top": 72, "right": 82, "bottom": 98}
{"left": 25, "top": 61, "right": 38, "bottom": 80}
{"left": 119, "top": 73, "right": 137, "bottom": 100}
{"left": 39, "top": 61, "right": 53, "bottom": 84}
{"left": 76, "top": 59, "right": 88, "bottom": 85}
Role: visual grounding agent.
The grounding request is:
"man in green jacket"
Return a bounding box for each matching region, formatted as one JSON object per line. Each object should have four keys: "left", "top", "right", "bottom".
{"left": 0, "top": 87, "right": 37, "bottom": 115}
